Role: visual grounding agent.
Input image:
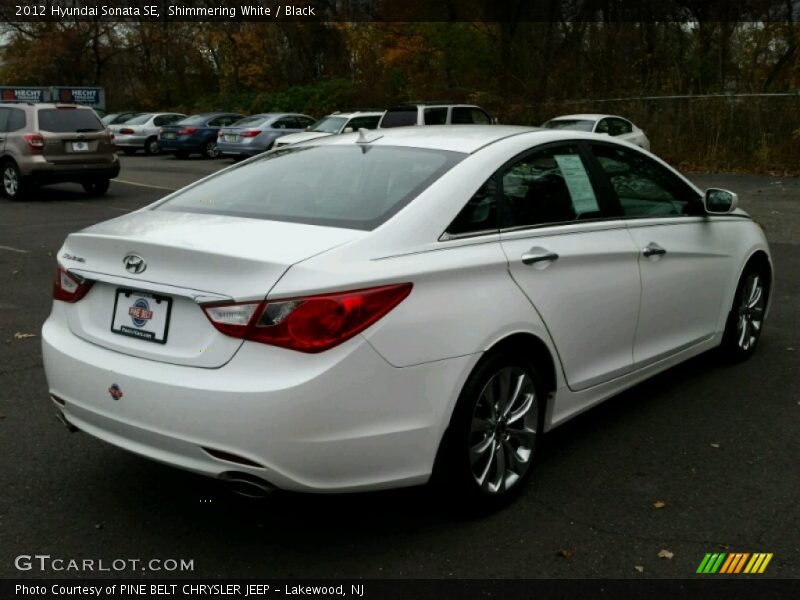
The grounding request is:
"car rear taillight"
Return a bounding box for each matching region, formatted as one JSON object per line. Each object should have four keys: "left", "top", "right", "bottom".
{"left": 23, "top": 133, "right": 44, "bottom": 153}
{"left": 53, "top": 266, "right": 93, "bottom": 303}
{"left": 240, "top": 130, "right": 260, "bottom": 138}
{"left": 202, "top": 283, "right": 412, "bottom": 353}
{"left": 119, "top": 128, "right": 135, "bottom": 134}
{"left": 177, "top": 127, "right": 197, "bottom": 135}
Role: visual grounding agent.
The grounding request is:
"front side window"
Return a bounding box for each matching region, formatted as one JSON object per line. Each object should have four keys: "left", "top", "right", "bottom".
{"left": 590, "top": 144, "right": 701, "bottom": 217}
{"left": 500, "top": 145, "right": 604, "bottom": 227}
{"left": 347, "top": 116, "right": 381, "bottom": 130}
{"left": 156, "top": 145, "right": 464, "bottom": 231}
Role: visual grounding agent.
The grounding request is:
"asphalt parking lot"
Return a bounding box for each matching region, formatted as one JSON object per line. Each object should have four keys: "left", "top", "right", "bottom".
{"left": 0, "top": 155, "right": 798, "bottom": 579}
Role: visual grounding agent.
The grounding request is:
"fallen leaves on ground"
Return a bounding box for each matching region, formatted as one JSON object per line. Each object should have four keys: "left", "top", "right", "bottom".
{"left": 634, "top": 565, "right": 645, "bottom": 573}
{"left": 653, "top": 500, "right": 667, "bottom": 509}
{"left": 658, "top": 549, "right": 674, "bottom": 559}
{"left": 13, "top": 332, "right": 36, "bottom": 340}
{"left": 557, "top": 548, "right": 574, "bottom": 560}
{"left": 710, "top": 443, "right": 721, "bottom": 448}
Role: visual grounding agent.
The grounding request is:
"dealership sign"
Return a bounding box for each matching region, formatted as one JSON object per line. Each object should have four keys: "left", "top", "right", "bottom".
{"left": 0, "top": 86, "right": 105, "bottom": 109}
{"left": 0, "top": 87, "right": 46, "bottom": 103}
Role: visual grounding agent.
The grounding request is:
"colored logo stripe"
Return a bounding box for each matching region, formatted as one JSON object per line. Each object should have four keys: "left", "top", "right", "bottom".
{"left": 697, "top": 553, "right": 773, "bottom": 574}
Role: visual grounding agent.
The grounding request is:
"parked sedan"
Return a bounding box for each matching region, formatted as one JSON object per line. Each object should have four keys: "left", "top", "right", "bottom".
{"left": 101, "top": 112, "right": 142, "bottom": 126}
{"left": 110, "top": 112, "right": 186, "bottom": 155}
{"left": 43, "top": 127, "right": 771, "bottom": 508}
{"left": 273, "top": 111, "right": 383, "bottom": 148}
{"left": 216, "top": 113, "right": 316, "bottom": 159}
{"left": 158, "top": 113, "right": 244, "bottom": 158}
{"left": 542, "top": 114, "right": 650, "bottom": 150}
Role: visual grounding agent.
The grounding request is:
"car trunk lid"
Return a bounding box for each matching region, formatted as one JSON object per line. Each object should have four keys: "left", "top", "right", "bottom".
{"left": 59, "top": 210, "right": 363, "bottom": 367}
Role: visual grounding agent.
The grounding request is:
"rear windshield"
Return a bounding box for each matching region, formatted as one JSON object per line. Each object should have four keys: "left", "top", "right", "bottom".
{"left": 155, "top": 145, "right": 464, "bottom": 230}
{"left": 380, "top": 108, "right": 418, "bottom": 128}
{"left": 542, "top": 119, "right": 595, "bottom": 132}
{"left": 124, "top": 113, "right": 154, "bottom": 125}
{"left": 38, "top": 109, "right": 103, "bottom": 132}
{"left": 231, "top": 115, "right": 270, "bottom": 127}
{"left": 176, "top": 115, "right": 210, "bottom": 126}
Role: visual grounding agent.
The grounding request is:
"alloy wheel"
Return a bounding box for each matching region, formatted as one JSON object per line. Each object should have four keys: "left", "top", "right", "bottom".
{"left": 737, "top": 273, "right": 765, "bottom": 351}
{"left": 205, "top": 142, "right": 219, "bottom": 158}
{"left": 469, "top": 367, "right": 538, "bottom": 494}
{"left": 3, "top": 166, "right": 19, "bottom": 196}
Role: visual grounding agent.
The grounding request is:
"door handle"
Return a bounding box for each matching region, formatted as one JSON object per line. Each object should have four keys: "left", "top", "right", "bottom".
{"left": 521, "top": 249, "right": 559, "bottom": 265}
{"left": 642, "top": 243, "right": 667, "bottom": 257}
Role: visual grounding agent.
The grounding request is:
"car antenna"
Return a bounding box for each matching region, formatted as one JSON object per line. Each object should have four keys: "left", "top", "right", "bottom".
{"left": 356, "top": 128, "right": 382, "bottom": 144}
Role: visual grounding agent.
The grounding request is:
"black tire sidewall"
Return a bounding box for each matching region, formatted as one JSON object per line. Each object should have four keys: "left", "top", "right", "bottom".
{"left": 145, "top": 137, "right": 160, "bottom": 155}
{"left": 435, "top": 351, "right": 545, "bottom": 510}
{"left": 720, "top": 263, "right": 769, "bottom": 362}
{"left": 1, "top": 161, "right": 24, "bottom": 199}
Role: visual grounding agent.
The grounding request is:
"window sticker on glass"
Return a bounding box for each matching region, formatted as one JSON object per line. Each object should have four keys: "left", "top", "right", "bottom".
{"left": 553, "top": 155, "right": 599, "bottom": 215}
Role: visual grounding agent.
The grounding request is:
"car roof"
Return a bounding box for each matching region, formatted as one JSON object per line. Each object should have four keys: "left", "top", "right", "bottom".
{"left": 387, "top": 103, "right": 483, "bottom": 109}
{"left": 309, "top": 125, "right": 648, "bottom": 154}
{"left": 327, "top": 111, "right": 385, "bottom": 118}
{"left": 311, "top": 125, "right": 535, "bottom": 153}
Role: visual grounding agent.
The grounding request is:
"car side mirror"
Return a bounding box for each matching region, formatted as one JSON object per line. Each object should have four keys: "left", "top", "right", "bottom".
{"left": 703, "top": 188, "right": 738, "bottom": 214}
{"left": 491, "top": 117, "right": 499, "bottom": 125}
{"left": 305, "top": 126, "right": 311, "bottom": 130}
{"left": 343, "top": 127, "right": 354, "bottom": 133}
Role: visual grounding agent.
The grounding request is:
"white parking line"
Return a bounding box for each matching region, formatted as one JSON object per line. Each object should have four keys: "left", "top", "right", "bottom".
{"left": 0, "top": 245, "right": 29, "bottom": 254}
{"left": 114, "top": 179, "right": 177, "bottom": 192}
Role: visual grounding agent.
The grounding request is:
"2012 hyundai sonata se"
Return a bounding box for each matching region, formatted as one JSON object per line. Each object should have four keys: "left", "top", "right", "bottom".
{"left": 42, "top": 126, "right": 772, "bottom": 506}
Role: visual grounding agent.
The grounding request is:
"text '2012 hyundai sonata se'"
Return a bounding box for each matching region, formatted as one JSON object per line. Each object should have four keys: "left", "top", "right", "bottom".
{"left": 42, "top": 126, "right": 772, "bottom": 507}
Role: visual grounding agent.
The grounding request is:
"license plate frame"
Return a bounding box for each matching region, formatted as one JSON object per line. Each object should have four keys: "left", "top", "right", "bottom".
{"left": 110, "top": 289, "right": 173, "bottom": 344}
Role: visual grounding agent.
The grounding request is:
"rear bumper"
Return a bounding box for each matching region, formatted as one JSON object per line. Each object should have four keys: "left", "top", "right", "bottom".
{"left": 157, "top": 138, "right": 203, "bottom": 153}
{"left": 21, "top": 156, "right": 120, "bottom": 183}
{"left": 41, "top": 302, "right": 475, "bottom": 492}
{"left": 217, "top": 142, "right": 269, "bottom": 157}
{"left": 115, "top": 135, "right": 149, "bottom": 147}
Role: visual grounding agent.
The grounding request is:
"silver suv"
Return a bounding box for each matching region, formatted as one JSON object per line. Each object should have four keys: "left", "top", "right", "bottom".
{"left": 0, "top": 103, "right": 119, "bottom": 199}
{"left": 378, "top": 103, "right": 493, "bottom": 128}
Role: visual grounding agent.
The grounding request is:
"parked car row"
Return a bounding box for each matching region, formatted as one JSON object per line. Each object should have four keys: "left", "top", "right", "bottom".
{"left": 0, "top": 99, "right": 652, "bottom": 200}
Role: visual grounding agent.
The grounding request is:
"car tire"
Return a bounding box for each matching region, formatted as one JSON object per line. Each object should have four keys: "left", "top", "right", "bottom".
{"left": 144, "top": 137, "right": 160, "bottom": 155}
{"left": 204, "top": 141, "right": 220, "bottom": 159}
{"left": 82, "top": 178, "right": 110, "bottom": 197}
{"left": 1, "top": 160, "right": 26, "bottom": 200}
{"left": 433, "top": 350, "right": 544, "bottom": 512}
{"left": 719, "top": 260, "right": 770, "bottom": 362}
{"left": 122, "top": 148, "right": 137, "bottom": 156}
{"left": 174, "top": 151, "right": 189, "bottom": 159}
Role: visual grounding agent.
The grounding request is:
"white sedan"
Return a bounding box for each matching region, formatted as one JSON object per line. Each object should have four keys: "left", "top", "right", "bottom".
{"left": 543, "top": 114, "right": 650, "bottom": 150}
{"left": 42, "top": 126, "right": 771, "bottom": 508}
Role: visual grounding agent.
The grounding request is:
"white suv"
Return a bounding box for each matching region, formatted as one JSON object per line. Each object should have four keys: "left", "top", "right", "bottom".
{"left": 379, "top": 103, "right": 493, "bottom": 128}
{"left": 273, "top": 111, "right": 384, "bottom": 148}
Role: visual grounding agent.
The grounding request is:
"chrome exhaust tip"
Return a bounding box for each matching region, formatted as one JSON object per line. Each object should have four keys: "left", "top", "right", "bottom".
{"left": 55, "top": 410, "right": 79, "bottom": 433}
{"left": 220, "top": 472, "right": 276, "bottom": 499}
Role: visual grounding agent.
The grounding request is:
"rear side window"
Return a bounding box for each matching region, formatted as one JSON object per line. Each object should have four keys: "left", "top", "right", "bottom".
{"left": 424, "top": 107, "right": 447, "bottom": 125}
{"left": 156, "top": 145, "right": 464, "bottom": 230}
{"left": 381, "top": 108, "right": 418, "bottom": 128}
{"left": 452, "top": 107, "right": 491, "bottom": 124}
{"left": 542, "top": 119, "right": 595, "bottom": 132}
{"left": 7, "top": 108, "right": 26, "bottom": 132}
{"left": 37, "top": 109, "right": 102, "bottom": 132}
